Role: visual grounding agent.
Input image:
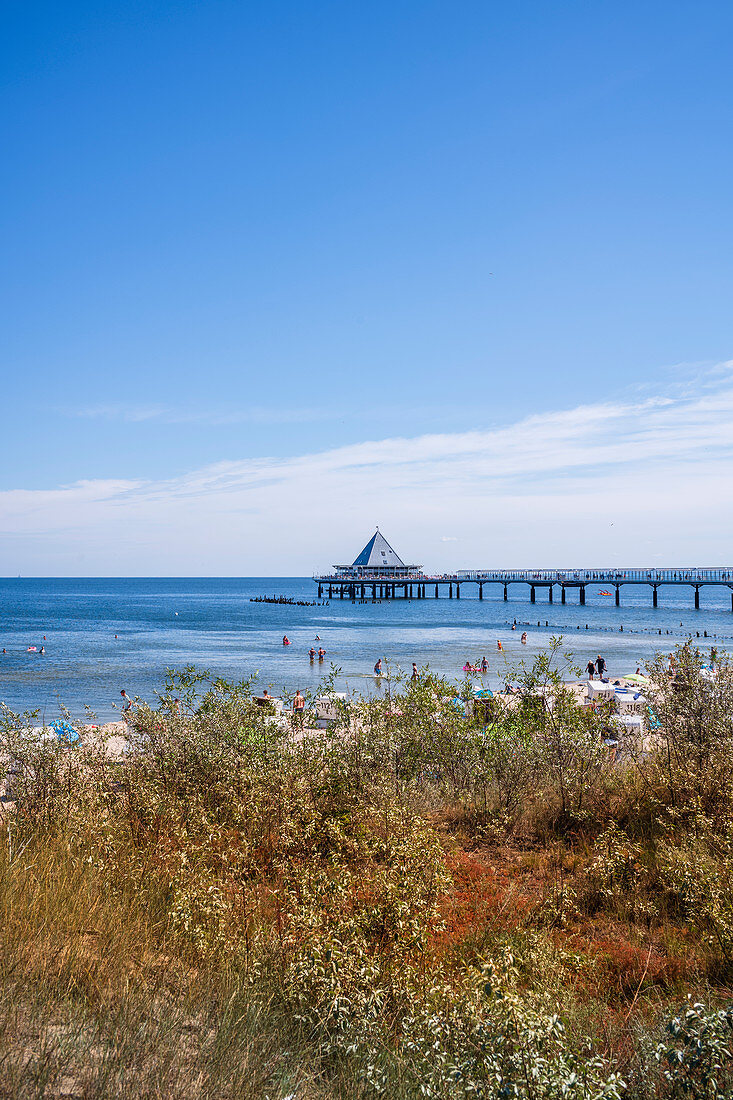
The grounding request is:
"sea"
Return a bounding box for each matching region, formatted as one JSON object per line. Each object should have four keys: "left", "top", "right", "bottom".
{"left": 0, "top": 577, "right": 731, "bottom": 721}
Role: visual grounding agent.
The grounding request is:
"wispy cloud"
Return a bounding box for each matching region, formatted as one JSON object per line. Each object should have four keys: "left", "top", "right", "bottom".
{"left": 70, "top": 404, "right": 329, "bottom": 426}
{"left": 7, "top": 366, "right": 733, "bottom": 574}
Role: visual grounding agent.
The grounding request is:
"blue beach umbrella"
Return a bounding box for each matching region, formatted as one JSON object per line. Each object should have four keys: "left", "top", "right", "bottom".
{"left": 50, "top": 720, "right": 81, "bottom": 744}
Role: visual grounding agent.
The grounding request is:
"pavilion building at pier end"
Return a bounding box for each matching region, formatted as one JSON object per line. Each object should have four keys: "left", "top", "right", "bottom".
{"left": 315, "top": 529, "right": 430, "bottom": 599}
{"left": 333, "top": 528, "right": 422, "bottom": 580}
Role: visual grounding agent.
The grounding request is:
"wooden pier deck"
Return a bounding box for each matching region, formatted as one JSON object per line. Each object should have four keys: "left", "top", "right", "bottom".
{"left": 313, "top": 567, "right": 733, "bottom": 609}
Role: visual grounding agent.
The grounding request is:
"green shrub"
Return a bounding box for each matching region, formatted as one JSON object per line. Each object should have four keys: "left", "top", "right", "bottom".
{"left": 655, "top": 1000, "right": 733, "bottom": 1099}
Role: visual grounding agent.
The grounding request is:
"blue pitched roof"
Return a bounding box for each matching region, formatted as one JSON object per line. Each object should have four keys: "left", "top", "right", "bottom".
{"left": 351, "top": 529, "right": 406, "bottom": 569}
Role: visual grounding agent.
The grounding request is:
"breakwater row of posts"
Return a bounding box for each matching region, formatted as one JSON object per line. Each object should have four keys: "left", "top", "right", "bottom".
{"left": 250, "top": 595, "right": 327, "bottom": 607}
{"left": 511, "top": 618, "right": 733, "bottom": 641}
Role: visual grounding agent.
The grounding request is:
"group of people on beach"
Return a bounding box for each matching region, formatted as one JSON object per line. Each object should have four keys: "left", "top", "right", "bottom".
{"left": 586, "top": 654, "right": 607, "bottom": 680}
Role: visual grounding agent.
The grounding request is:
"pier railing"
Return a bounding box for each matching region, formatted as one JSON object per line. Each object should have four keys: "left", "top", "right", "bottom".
{"left": 314, "top": 568, "right": 733, "bottom": 585}
{"left": 313, "top": 572, "right": 457, "bottom": 582}
{"left": 456, "top": 568, "right": 733, "bottom": 584}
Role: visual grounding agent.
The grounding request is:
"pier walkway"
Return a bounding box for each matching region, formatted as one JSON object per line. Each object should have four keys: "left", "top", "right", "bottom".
{"left": 313, "top": 567, "right": 733, "bottom": 610}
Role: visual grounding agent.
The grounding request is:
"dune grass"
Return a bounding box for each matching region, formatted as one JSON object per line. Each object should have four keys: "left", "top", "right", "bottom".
{"left": 1, "top": 643, "right": 733, "bottom": 1098}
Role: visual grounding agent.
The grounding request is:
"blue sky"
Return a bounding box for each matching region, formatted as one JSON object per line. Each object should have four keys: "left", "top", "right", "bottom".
{"left": 2, "top": 1, "right": 733, "bottom": 573}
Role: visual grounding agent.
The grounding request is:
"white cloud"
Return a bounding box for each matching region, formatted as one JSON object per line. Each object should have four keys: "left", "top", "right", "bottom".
{"left": 5, "top": 369, "right": 733, "bottom": 574}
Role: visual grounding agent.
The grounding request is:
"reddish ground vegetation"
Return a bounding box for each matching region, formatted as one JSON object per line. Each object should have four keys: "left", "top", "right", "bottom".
{"left": 433, "top": 839, "right": 704, "bottom": 1009}
{"left": 436, "top": 847, "right": 538, "bottom": 951}
{"left": 563, "top": 928, "right": 695, "bottom": 997}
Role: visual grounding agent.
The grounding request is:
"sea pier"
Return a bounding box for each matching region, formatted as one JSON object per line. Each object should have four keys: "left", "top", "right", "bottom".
{"left": 314, "top": 532, "right": 733, "bottom": 610}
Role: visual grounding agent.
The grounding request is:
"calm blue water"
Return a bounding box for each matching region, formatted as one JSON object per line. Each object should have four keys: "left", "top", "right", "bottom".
{"left": 0, "top": 577, "right": 731, "bottom": 720}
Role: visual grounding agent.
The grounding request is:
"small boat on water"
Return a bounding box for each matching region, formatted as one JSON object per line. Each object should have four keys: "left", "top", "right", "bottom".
{"left": 598, "top": 590, "right": 612, "bottom": 596}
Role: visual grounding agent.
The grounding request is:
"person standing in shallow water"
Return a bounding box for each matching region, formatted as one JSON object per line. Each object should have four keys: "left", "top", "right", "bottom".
{"left": 586, "top": 659, "right": 596, "bottom": 680}
{"left": 596, "top": 654, "right": 606, "bottom": 679}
